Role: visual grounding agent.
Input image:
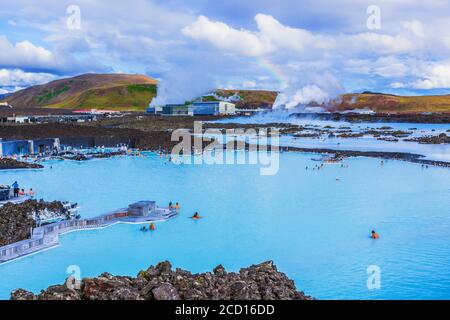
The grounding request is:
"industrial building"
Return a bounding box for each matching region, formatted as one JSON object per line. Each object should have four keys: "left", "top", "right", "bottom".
{"left": 0, "top": 114, "right": 97, "bottom": 124}
{"left": 191, "top": 101, "right": 236, "bottom": 115}
{"left": 0, "top": 102, "right": 12, "bottom": 109}
{"left": 163, "top": 104, "right": 194, "bottom": 116}
{"left": 0, "top": 138, "right": 61, "bottom": 157}
{"left": 146, "top": 101, "right": 236, "bottom": 116}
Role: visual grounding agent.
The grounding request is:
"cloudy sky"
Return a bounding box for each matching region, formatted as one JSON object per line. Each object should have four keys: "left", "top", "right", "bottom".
{"left": 1, "top": 0, "right": 450, "bottom": 102}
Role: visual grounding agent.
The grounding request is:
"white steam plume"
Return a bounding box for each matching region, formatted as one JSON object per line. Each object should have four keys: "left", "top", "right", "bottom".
{"left": 150, "top": 67, "right": 216, "bottom": 106}
{"left": 274, "top": 73, "right": 343, "bottom": 110}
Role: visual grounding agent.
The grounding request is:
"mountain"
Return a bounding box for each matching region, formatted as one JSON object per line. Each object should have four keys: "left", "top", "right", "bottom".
{"left": 330, "top": 93, "right": 450, "bottom": 113}
{"left": 3, "top": 73, "right": 449, "bottom": 113}
{"left": 1, "top": 74, "right": 158, "bottom": 111}
{"left": 213, "top": 89, "right": 278, "bottom": 109}
{"left": 0, "top": 93, "right": 11, "bottom": 100}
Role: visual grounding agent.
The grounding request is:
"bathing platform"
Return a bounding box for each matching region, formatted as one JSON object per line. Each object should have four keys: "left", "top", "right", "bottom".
{"left": 0, "top": 201, "right": 177, "bottom": 264}
{"left": 0, "top": 196, "right": 32, "bottom": 207}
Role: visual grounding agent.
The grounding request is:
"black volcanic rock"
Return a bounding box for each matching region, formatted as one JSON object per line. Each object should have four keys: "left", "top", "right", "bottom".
{"left": 0, "top": 158, "right": 43, "bottom": 170}
{"left": 0, "top": 200, "right": 73, "bottom": 246}
{"left": 11, "top": 261, "right": 313, "bottom": 300}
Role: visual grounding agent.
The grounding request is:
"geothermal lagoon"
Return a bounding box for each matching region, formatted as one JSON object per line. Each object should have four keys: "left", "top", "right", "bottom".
{"left": 0, "top": 118, "right": 450, "bottom": 300}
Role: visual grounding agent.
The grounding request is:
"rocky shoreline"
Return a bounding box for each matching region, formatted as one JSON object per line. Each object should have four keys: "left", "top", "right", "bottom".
{"left": 0, "top": 158, "right": 43, "bottom": 170}
{"left": 277, "top": 146, "right": 450, "bottom": 168}
{"left": 11, "top": 261, "right": 312, "bottom": 300}
{"left": 0, "top": 200, "right": 73, "bottom": 246}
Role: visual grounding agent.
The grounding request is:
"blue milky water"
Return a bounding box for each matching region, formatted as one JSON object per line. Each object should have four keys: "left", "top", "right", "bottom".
{"left": 0, "top": 151, "right": 449, "bottom": 300}
{"left": 215, "top": 113, "right": 450, "bottom": 161}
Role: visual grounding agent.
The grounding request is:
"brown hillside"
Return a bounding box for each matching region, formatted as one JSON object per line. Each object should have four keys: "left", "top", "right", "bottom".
{"left": 331, "top": 93, "right": 450, "bottom": 113}
{"left": 214, "top": 90, "right": 278, "bottom": 109}
{"left": 1, "top": 73, "right": 158, "bottom": 111}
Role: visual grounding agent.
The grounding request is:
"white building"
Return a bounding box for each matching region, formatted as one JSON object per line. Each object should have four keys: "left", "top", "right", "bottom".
{"left": 0, "top": 102, "right": 12, "bottom": 108}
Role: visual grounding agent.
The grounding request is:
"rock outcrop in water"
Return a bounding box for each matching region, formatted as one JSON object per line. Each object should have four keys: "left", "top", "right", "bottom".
{"left": 0, "top": 158, "right": 43, "bottom": 170}
{"left": 10, "top": 261, "right": 313, "bottom": 300}
{"left": 405, "top": 133, "right": 450, "bottom": 144}
{"left": 0, "top": 200, "right": 73, "bottom": 246}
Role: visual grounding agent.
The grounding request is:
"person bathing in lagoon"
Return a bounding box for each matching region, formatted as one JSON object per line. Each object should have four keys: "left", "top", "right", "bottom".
{"left": 19, "top": 189, "right": 26, "bottom": 196}
{"left": 192, "top": 212, "right": 201, "bottom": 220}
{"left": 28, "top": 188, "right": 35, "bottom": 197}
{"left": 371, "top": 230, "right": 380, "bottom": 239}
{"left": 169, "top": 202, "right": 173, "bottom": 209}
{"left": 175, "top": 202, "right": 180, "bottom": 211}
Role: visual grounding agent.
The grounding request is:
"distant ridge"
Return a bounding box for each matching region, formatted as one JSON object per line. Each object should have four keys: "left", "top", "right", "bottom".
{"left": 0, "top": 73, "right": 158, "bottom": 111}
{"left": 331, "top": 92, "right": 450, "bottom": 113}
{"left": 2, "top": 73, "right": 449, "bottom": 113}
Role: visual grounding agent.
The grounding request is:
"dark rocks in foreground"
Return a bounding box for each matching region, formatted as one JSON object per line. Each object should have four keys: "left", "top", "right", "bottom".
{"left": 11, "top": 261, "right": 313, "bottom": 300}
{"left": 0, "top": 158, "right": 43, "bottom": 170}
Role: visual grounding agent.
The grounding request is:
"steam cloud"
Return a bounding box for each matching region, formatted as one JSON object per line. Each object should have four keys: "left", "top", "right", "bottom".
{"left": 150, "top": 67, "right": 216, "bottom": 106}
{"left": 274, "top": 73, "right": 344, "bottom": 110}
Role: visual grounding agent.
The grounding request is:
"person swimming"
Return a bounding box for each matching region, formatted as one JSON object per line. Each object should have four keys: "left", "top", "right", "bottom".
{"left": 175, "top": 202, "right": 180, "bottom": 211}
{"left": 149, "top": 223, "right": 155, "bottom": 231}
{"left": 168, "top": 202, "right": 173, "bottom": 209}
{"left": 371, "top": 230, "right": 380, "bottom": 239}
{"left": 192, "top": 212, "right": 201, "bottom": 219}
{"left": 140, "top": 226, "right": 148, "bottom": 232}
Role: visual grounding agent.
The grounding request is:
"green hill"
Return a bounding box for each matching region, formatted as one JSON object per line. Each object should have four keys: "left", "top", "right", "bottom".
{"left": 213, "top": 89, "right": 278, "bottom": 109}
{"left": 1, "top": 73, "right": 158, "bottom": 111}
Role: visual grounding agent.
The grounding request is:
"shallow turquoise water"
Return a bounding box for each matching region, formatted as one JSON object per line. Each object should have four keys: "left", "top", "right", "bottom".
{"left": 0, "top": 153, "right": 449, "bottom": 299}
{"left": 216, "top": 113, "right": 450, "bottom": 161}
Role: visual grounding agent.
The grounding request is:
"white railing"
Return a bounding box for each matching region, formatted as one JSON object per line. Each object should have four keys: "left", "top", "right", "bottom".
{"left": 0, "top": 206, "right": 175, "bottom": 263}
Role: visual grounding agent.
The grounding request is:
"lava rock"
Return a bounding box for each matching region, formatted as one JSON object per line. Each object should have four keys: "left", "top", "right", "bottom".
{"left": 0, "top": 199, "right": 73, "bottom": 246}
{"left": 10, "top": 261, "right": 314, "bottom": 300}
{"left": 0, "top": 158, "right": 43, "bottom": 170}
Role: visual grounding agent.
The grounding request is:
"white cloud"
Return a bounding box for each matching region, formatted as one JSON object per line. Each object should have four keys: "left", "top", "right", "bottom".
{"left": 390, "top": 82, "right": 406, "bottom": 89}
{"left": 0, "top": 68, "right": 55, "bottom": 87}
{"left": 372, "top": 57, "right": 409, "bottom": 78}
{"left": 344, "top": 33, "right": 414, "bottom": 55}
{"left": 2, "top": 0, "right": 450, "bottom": 94}
{"left": 0, "top": 36, "right": 54, "bottom": 68}
{"left": 402, "top": 20, "right": 426, "bottom": 38}
{"left": 254, "top": 14, "right": 333, "bottom": 52}
{"left": 183, "top": 14, "right": 419, "bottom": 59}
{"left": 182, "top": 14, "right": 334, "bottom": 57}
{"left": 412, "top": 62, "right": 450, "bottom": 89}
{"left": 182, "top": 15, "right": 274, "bottom": 56}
